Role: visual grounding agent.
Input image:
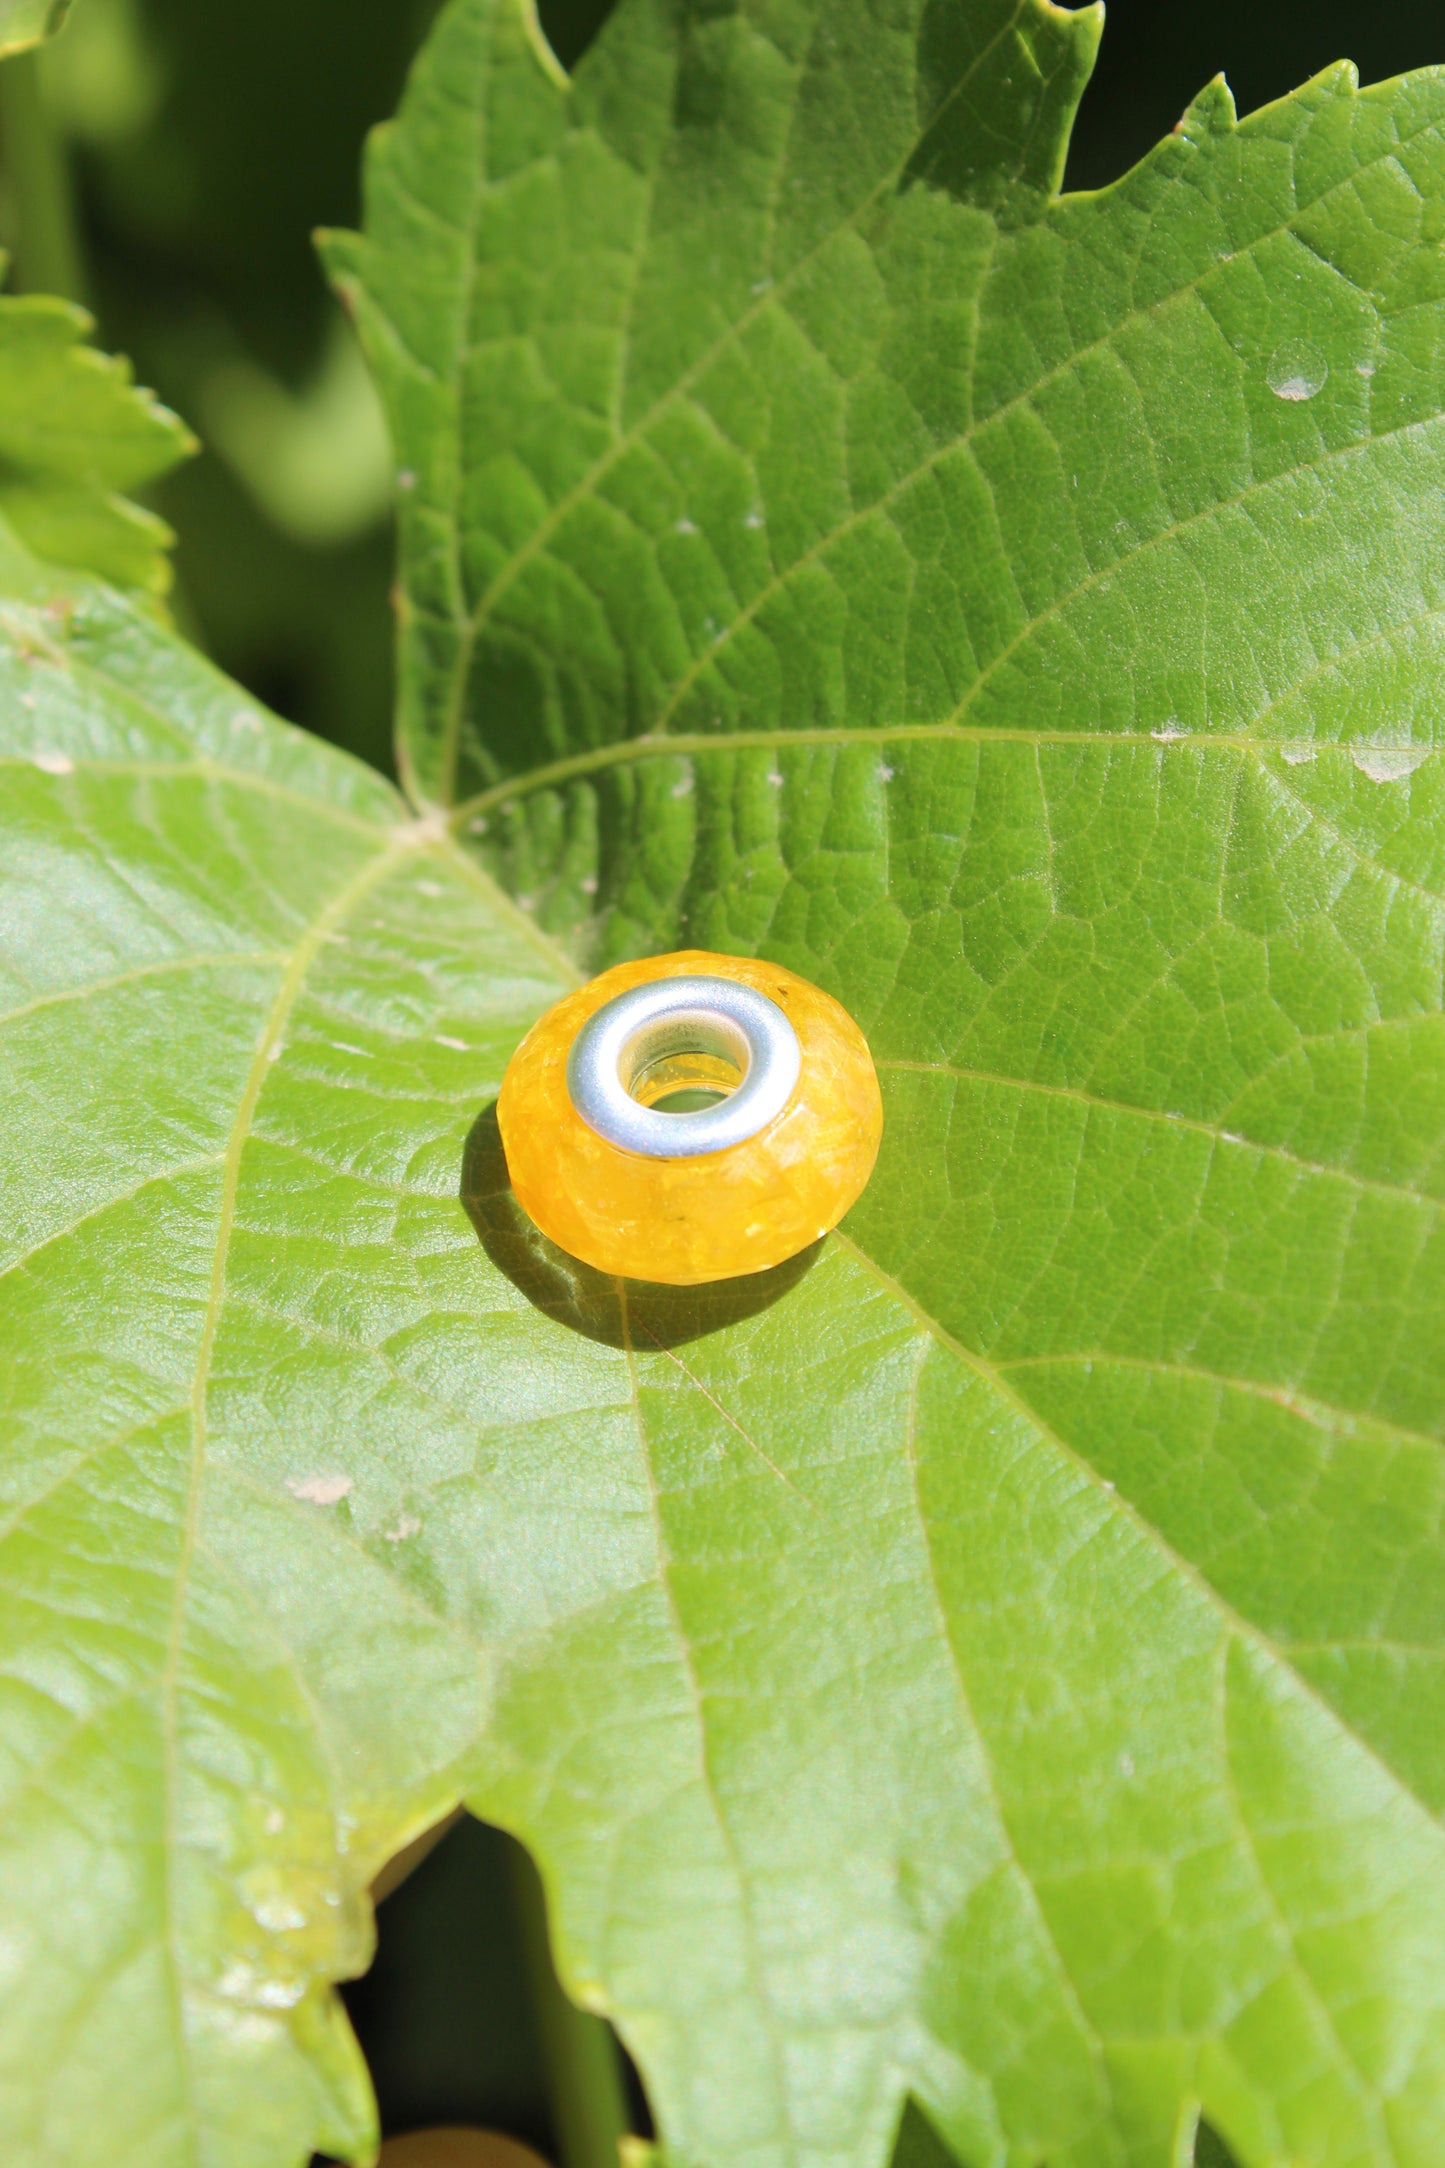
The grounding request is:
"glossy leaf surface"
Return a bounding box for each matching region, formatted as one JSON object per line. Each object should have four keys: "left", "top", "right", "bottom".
{"left": 5, "top": 0, "right": 1445, "bottom": 2163}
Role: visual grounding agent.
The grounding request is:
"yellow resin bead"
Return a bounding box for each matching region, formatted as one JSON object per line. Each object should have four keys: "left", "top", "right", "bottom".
{"left": 497, "top": 950, "right": 883, "bottom": 1285}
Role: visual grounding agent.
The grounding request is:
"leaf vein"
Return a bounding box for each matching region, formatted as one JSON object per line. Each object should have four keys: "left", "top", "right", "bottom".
{"left": 877, "top": 1057, "right": 1441, "bottom": 1207}
{"left": 830, "top": 1229, "right": 1445, "bottom": 1821}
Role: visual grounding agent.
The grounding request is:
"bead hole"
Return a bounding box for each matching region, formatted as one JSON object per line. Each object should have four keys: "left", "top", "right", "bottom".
{"left": 632, "top": 1052, "right": 743, "bottom": 1112}
{"left": 620, "top": 1008, "right": 750, "bottom": 1117}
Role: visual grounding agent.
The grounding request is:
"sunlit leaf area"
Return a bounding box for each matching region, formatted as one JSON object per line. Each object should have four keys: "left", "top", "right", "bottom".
{"left": 4, "top": 3, "right": 1445, "bottom": 2166}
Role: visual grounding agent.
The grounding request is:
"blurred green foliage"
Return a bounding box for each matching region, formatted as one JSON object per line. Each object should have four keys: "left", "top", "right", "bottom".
{"left": 0, "top": 0, "right": 70, "bottom": 60}
{"left": 0, "top": 1, "right": 1439, "bottom": 2157}
{"left": 0, "top": 0, "right": 615, "bottom": 774}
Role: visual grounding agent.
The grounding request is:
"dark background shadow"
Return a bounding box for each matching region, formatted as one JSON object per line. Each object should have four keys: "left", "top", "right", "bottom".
{"left": 460, "top": 1101, "right": 821, "bottom": 1349}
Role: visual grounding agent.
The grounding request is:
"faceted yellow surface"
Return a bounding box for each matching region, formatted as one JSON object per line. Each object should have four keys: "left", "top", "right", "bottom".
{"left": 498, "top": 950, "right": 883, "bottom": 1285}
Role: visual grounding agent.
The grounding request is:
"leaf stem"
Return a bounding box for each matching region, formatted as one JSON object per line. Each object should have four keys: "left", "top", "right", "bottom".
{"left": 0, "top": 47, "right": 84, "bottom": 300}
{"left": 509, "top": 1843, "right": 631, "bottom": 2168}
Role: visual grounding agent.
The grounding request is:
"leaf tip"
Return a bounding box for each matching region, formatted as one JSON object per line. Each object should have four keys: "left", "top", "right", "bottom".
{"left": 1175, "top": 72, "right": 1239, "bottom": 145}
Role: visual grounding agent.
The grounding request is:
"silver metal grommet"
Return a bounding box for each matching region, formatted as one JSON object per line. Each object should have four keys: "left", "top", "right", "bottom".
{"left": 566, "top": 974, "right": 802, "bottom": 1159}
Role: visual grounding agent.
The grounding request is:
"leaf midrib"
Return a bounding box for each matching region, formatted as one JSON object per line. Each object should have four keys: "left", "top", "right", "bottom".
{"left": 878, "top": 1058, "right": 1444, "bottom": 1209}
{"left": 830, "top": 1228, "right": 1445, "bottom": 1832}
{"left": 648, "top": 405, "right": 1445, "bottom": 746}
{"left": 1212, "top": 1640, "right": 1390, "bottom": 2149}
{"left": 158, "top": 824, "right": 427, "bottom": 2143}
{"left": 995, "top": 1350, "right": 1442, "bottom": 1454}
{"left": 0, "top": 752, "right": 396, "bottom": 839}
{"left": 0, "top": 950, "right": 291, "bottom": 1034}
{"left": 0, "top": 1151, "right": 229, "bottom": 1286}
{"left": 896, "top": 1335, "right": 1120, "bottom": 2143}
{"left": 445, "top": 724, "right": 1444, "bottom": 865}
{"left": 619, "top": 1284, "right": 798, "bottom": 2149}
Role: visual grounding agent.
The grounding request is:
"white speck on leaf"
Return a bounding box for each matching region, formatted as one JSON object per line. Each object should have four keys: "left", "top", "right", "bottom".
{"left": 435, "top": 1034, "right": 469, "bottom": 1050}
{"left": 242, "top": 1873, "right": 309, "bottom": 1934}
{"left": 516, "top": 894, "right": 535, "bottom": 911}
{"left": 1351, "top": 744, "right": 1431, "bottom": 783}
{"left": 671, "top": 775, "right": 694, "bottom": 798}
{"left": 580, "top": 875, "right": 599, "bottom": 895}
{"left": 750, "top": 277, "right": 773, "bottom": 296}
{"left": 468, "top": 816, "right": 488, "bottom": 835}
{"left": 1356, "top": 361, "right": 1376, "bottom": 378}
{"left": 218, "top": 1963, "right": 305, "bottom": 2012}
{"left": 744, "top": 508, "right": 764, "bottom": 529}
{"left": 1267, "top": 339, "right": 1328, "bottom": 401}
{"left": 1151, "top": 725, "right": 1188, "bottom": 743}
{"left": 287, "top": 1473, "right": 353, "bottom": 1505}
{"left": 766, "top": 770, "right": 784, "bottom": 788}
{"left": 1279, "top": 743, "right": 1316, "bottom": 765}
{"left": 416, "top": 879, "right": 442, "bottom": 898}
{"left": 397, "top": 469, "right": 417, "bottom": 491}
{"left": 31, "top": 750, "right": 73, "bottom": 774}
{"left": 384, "top": 1515, "right": 422, "bottom": 1543}
{"left": 1119, "top": 1753, "right": 1135, "bottom": 1778}
{"left": 675, "top": 517, "right": 698, "bottom": 536}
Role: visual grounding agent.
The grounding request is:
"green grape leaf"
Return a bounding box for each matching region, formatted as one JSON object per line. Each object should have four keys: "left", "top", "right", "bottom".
{"left": 0, "top": 540, "right": 565, "bottom": 2168}
{"left": 6, "top": 0, "right": 1445, "bottom": 2164}
{"left": 0, "top": 0, "right": 69, "bottom": 57}
{"left": 0, "top": 290, "right": 193, "bottom": 593}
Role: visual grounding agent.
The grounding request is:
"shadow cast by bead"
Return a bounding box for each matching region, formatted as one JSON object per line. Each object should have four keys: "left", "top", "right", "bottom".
{"left": 460, "top": 1102, "right": 822, "bottom": 1349}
